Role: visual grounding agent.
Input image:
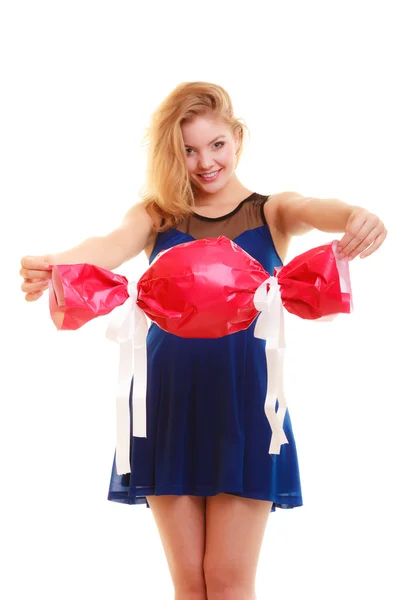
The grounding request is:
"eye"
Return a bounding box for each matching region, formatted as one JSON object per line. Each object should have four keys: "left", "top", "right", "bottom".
{"left": 185, "top": 141, "right": 225, "bottom": 155}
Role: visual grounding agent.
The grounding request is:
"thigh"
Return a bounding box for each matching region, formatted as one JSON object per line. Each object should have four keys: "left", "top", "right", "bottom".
{"left": 203, "top": 493, "right": 273, "bottom": 588}
{"left": 146, "top": 495, "right": 207, "bottom": 593}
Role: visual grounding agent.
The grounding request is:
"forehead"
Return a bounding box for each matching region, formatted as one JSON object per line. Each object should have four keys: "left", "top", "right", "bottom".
{"left": 181, "top": 114, "right": 230, "bottom": 145}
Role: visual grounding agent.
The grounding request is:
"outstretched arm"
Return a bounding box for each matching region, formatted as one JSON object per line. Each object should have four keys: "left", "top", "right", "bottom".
{"left": 44, "top": 201, "right": 154, "bottom": 270}
{"left": 269, "top": 191, "right": 387, "bottom": 260}
{"left": 20, "top": 201, "right": 155, "bottom": 302}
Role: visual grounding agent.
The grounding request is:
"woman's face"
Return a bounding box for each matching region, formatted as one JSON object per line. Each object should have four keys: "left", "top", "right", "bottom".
{"left": 181, "top": 114, "right": 239, "bottom": 194}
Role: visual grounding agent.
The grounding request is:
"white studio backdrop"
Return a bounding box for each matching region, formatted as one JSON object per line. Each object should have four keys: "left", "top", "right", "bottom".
{"left": 2, "top": 1, "right": 399, "bottom": 599}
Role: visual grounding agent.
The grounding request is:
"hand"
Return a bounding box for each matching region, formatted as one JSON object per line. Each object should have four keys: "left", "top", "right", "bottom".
{"left": 20, "top": 256, "right": 53, "bottom": 302}
{"left": 337, "top": 207, "right": 387, "bottom": 260}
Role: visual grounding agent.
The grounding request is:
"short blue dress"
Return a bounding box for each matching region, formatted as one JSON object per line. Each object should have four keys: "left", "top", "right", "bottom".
{"left": 108, "top": 192, "right": 303, "bottom": 512}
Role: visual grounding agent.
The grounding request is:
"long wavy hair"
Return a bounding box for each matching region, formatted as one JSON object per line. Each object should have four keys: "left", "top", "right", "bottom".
{"left": 139, "top": 82, "right": 249, "bottom": 232}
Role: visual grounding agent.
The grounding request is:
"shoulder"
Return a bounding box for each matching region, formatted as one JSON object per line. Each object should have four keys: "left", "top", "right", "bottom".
{"left": 129, "top": 201, "right": 163, "bottom": 257}
{"left": 262, "top": 191, "right": 308, "bottom": 262}
{"left": 120, "top": 201, "right": 156, "bottom": 234}
{"left": 263, "top": 191, "right": 307, "bottom": 234}
{"left": 120, "top": 200, "right": 160, "bottom": 246}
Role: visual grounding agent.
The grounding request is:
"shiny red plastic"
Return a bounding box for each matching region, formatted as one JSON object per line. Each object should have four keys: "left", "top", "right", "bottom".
{"left": 277, "top": 242, "right": 352, "bottom": 319}
{"left": 49, "top": 263, "right": 129, "bottom": 330}
{"left": 49, "top": 236, "right": 351, "bottom": 335}
{"left": 136, "top": 237, "right": 266, "bottom": 337}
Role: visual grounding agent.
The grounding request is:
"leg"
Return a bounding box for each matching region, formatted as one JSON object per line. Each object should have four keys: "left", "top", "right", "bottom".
{"left": 146, "top": 495, "right": 208, "bottom": 600}
{"left": 203, "top": 493, "right": 273, "bottom": 600}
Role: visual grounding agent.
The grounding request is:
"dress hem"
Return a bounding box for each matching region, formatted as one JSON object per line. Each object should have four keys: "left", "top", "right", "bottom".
{"left": 107, "top": 486, "right": 303, "bottom": 512}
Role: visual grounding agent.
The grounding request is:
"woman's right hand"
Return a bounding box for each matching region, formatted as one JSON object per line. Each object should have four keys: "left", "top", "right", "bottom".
{"left": 20, "top": 256, "right": 53, "bottom": 302}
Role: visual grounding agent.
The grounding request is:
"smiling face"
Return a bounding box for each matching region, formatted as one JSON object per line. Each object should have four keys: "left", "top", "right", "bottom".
{"left": 181, "top": 113, "right": 240, "bottom": 195}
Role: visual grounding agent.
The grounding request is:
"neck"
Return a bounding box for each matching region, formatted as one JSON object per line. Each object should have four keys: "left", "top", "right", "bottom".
{"left": 193, "top": 173, "right": 252, "bottom": 207}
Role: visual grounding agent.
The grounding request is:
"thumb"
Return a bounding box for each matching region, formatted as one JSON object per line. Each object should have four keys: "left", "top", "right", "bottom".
{"left": 21, "top": 255, "right": 52, "bottom": 270}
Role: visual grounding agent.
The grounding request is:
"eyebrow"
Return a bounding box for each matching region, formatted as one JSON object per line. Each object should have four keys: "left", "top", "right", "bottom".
{"left": 184, "top": 135, "right": 227, "bottom": 149}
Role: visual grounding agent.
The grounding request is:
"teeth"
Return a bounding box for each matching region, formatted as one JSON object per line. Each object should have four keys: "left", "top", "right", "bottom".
{"left": 200, "top": 171, "right": 218, "bottom": 178}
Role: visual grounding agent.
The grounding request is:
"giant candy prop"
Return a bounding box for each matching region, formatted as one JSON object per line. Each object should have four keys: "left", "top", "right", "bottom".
{"left": 49, "top": 236, "right": 352, "bottom": 474}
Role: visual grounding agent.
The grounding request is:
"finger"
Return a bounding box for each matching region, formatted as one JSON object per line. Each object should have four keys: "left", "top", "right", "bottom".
{"left": 359, "top": 230, "right": 387, "bottom": 259}
{"left": 337, "top": 212, "right": 369, "bottom": 252}
{"left": 22, "top": 280, "right": 49, "bottom": 293}
{"left": 19, "top": 267, "right": 53, "bottom": 280}
{"left": 25, "top": 290, "right": 44, "bottom": 302}
{"left": 20, "top": 256, "right": 52, "bottom": 270}
{"left": 345, "top": 225, "right": 383, "bottom": 260}
{"left": 338, "top": 222, "right": 375, "bottom": 257}
{"left": 339, "top": 215, "right": 383, "bottom": 256}
{"left": 24, "top": 277, "right": 47, "bottom": 283}
{"left": 21, "top": 279, "right": 49, "bottom": 293}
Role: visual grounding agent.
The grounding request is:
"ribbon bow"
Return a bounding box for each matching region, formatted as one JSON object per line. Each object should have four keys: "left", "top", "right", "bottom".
{"left": 253, "top": 271, "right": 289, "bottom": 454}
{"left": 105, "top": 282, "right": 148, "bottom": 474}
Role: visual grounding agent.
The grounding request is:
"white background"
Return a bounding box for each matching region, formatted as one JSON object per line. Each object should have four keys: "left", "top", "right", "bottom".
{"left": 2, "top": 1, "right": 399, "bottom": 598}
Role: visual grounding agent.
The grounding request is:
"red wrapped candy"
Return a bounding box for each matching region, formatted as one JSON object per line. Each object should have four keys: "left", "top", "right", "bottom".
{"left": 136, "top": 236, "right": 351, "bottom": 336}
{"left": 50, "top": 236, "right": 351, "bottom": 333}
{"left": 48, "top": 236, "right": 353, "bottom": 474}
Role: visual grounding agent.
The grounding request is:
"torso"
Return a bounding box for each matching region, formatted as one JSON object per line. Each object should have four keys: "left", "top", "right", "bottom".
{"left": 144, "top": 192, "right": 291, "bottom": 262}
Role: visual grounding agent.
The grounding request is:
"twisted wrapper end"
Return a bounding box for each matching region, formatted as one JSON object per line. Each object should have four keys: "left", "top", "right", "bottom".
{"left": 253, "top": 274, "right": 289, "bottom": 454}
{"left": 105, "top": 281, "right": 148, "bottom": 475}
{"left": 332, "top": 240, "right": 353, "bottom": 312}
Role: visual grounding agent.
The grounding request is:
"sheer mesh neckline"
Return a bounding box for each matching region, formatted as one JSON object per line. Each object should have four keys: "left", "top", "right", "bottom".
{"left": 192, "top": 192, "right": 258, "bottom": 222}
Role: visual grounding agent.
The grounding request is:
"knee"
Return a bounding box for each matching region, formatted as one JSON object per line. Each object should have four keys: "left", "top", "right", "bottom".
{"left": 204, "top": 562, "right": 255, "bottom": 599}
{"left": 173, "top": 563, "right": 207, "bottom": 597}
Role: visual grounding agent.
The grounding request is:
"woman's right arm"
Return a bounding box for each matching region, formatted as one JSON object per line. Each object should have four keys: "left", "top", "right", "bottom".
{"left": 20, "top": 201, "right": 155, "bottom": 302}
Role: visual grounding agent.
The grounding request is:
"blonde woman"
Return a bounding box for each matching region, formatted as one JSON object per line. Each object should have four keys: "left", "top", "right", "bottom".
{"left": 20, "top": 82, "right": 387, "bottom": 600}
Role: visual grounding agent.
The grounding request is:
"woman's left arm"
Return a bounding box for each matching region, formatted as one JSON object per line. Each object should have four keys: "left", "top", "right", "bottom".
{"left": 273, "top": 192, "right": 387, "bottom": 260}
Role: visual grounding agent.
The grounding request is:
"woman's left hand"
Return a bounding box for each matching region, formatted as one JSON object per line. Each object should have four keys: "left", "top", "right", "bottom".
{"left": 337, "top": 207, "right": 387, "bottom": 260}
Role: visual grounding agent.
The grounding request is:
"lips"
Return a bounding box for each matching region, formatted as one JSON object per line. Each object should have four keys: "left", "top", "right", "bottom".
{"left": 198, "top": 170, "right": 220, "bottom": 175}
{"left": 198, "top": 168, "right": 222, "bottom": 180}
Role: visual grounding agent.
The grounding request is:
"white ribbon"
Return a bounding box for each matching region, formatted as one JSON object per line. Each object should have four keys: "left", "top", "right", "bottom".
{"left": 254, "top": 274, "right": 289, "bottom": 454}
{"left": 105, "top": 281, "right": 148, "bottom": 475}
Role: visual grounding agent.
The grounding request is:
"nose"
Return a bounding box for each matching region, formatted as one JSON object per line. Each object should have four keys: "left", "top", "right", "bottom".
{"left": 197, "top": 152, "right": 215, "bottom": 171}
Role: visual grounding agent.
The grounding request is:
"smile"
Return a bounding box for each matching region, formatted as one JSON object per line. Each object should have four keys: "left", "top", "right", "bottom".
{"left": 198, "top": 169, "right": 222, "bottom": 181}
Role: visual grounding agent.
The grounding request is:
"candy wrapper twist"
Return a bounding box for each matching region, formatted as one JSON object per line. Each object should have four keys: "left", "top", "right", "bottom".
{"left": 49, "top": 236, "right": 353, "bottom": 475}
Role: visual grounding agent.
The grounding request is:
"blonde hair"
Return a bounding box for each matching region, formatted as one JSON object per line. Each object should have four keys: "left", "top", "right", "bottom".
{"left": 138, "top": 81, "right": 249, "bottom": 232}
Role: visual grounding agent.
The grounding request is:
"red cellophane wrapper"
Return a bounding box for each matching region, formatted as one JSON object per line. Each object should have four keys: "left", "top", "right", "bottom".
{"left": 277, "top": 242, "right": 352, "bottom": 319}
{"left": 136, "top": 236, "right": 351, "bottom": 337}
{"left": 48, "top": 236, "right": 351, "bottom": 334}
{"left": 48, "top": 263, "right": 130, "bottom": 330}
{"left": 136, "top": 237, "right": 267, "bottom": 337}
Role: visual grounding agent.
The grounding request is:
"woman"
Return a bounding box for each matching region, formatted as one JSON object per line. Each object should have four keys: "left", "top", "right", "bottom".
{"left": 20, "top": 82, "right": 387, "bottom": 600}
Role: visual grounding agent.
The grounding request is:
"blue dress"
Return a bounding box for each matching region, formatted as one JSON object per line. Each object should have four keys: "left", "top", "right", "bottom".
{"left": 107, "top": 192, "right": 303, "bottom": 512}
